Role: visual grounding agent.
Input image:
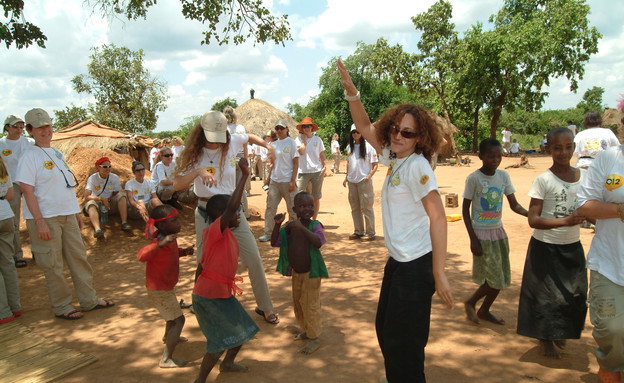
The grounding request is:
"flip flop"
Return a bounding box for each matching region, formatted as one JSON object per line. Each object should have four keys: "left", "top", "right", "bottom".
{"left": 179, "top": 299, "right": 192, "bottom": 309}
{"left": 14, "top": 259, "right": 27, "bottom": 268}
{"left": 55, "top": 309, "right": 83, "bottom": 320}
{"left": 254, "top": 307, "right": 279, "bottom": 324}
{"left": 91, "top": 300, "right": 115, "bottom": 310}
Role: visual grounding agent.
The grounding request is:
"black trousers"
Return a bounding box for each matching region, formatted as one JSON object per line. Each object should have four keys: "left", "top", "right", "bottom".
{"left": 376, "top": 253, "right": 435, "bottom": 383}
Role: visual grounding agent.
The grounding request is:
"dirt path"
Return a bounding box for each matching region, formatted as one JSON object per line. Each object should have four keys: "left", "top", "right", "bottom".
{"left": 13, "top": 154, "right": 599, "bottom": 383}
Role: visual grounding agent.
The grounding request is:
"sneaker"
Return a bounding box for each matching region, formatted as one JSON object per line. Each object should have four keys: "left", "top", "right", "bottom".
{"left": 361, "top": 235, "right": 376, "bottom": 241}
{"left": 0, "top": 315, "right": 15, "bottom": 324}
{"left": 348, "top": 233, "right": 363, "bottom": 240}
{"left": 121, "top": 222, "right": 132, "bottom": 232}
{"left": 12, "top": 310, "right": 22, "bottom": 317}
{"left": 94, "top": 229, "right": 104, "bottom": 238}
{"left": 262, "top": 185, "right": 269, "bottom": 191}
{"left": 258, "top": 234, "right": 271, "bottom": 242}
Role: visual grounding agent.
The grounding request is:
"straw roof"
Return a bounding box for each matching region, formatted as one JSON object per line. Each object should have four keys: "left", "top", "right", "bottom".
{"left": 51, "top": 120, "right": 152, "bottom": 157}
{"left": 235, "top": 99, "right": 297, "bottom": 137}
{"left": 603, "top": 108, "right": 624, "bottom": 142}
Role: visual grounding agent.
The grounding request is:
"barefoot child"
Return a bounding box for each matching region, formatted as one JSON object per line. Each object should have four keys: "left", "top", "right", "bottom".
{"left": 271, "top": 191, "right": 328, "bottom": 355}
{"left": 463, "top": 138, "right": 528, "bottom": 325}
{"left": 138, "top": 204, "right": 194, "bottom": 368}
{"left": 193, "top": 157, "right": 259, "bottom": 383}
{"left": 517, "top": 127, "right": 588, "bottom": 358}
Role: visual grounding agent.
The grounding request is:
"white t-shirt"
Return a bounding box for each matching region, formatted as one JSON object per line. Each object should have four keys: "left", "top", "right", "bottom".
{"left": 463, "top": 169, "right": 516, "bottom": 230}
{"left": 228, "top": 123, "right": 247, "bottom": 156}
{"left": 86, "top": 172, "right": 122, "bottom": 199}
{"left": 295, "top": 135, "right": 325, "bottom": 174}
{"left": 270, "top": 137, "right": 299, "bottom": 183}
{"left": 567, "top": 124, "right": 578, "bottom": 136}
{"left": 191, "top": 133, "right": 248, "bottom": 198}
{"left": 577, "top": 145, "right": 624, "bottom": 285}
{"left": 0, "top": 136, "right": 35, "bottom": 180}
{"left": 257, "top": 145, "right": 268, "bottom": 162}
{"left": 152, "top": 161, "right": 176, "bottom": 184}
{"left": 510, "top": 142, "right": 520, "bottom": 154}
{"left": 346, "top": 143, "right": 378, "bottom": 183}
{"left": 149, "top": 147, "right": 160, "bottom": 170}
{"left": 125, "top": 178, "right": 156, "bottom": 202}
{"left": 502, "top": 130, "right": 512, "bottom": 143}
{"left": 573, "top": 127, "right": 620, "bottom": 168}
{"left": 379, "top": 148, "right": 437, "bottom": 262}
{"left": 172, "top": 145, "right": 185, "bottom": 159}
{"left": 529, "top": 169, "right": 584, "bottom": 244}
{"left": 331, "top": 140, "right": 340, "bottom": 155}
{"left": 16, "top": 146, "right": 80, "bottom": 218}
{"left": 0, "top": 174, "right": 15, "bottom": 221}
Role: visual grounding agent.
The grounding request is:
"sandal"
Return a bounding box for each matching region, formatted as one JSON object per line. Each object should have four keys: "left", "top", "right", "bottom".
{"left": 91, "top": 299, "right": 115, "bottom": 310}
{"left": 14, "top": 259, "right": 27, "bottom": 268}
{"left": 255, "top": 307, "right": 280, "bottom": 324}
{"left": 55, "top": 309, "right": 83, "bottom": 320}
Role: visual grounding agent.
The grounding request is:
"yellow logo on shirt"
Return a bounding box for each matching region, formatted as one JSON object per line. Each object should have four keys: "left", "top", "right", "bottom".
{"left": 43, "top": 161, "right": 54, "bottom": 170}
{"left": 94, "top": 185, "right": 102, "bottom": 191}
{"left": 0, "top": 176, "right": 7, "bottom": 183}
{"left": 284, "top": 148, "right": 290, "bottom": 153}
{"left": 205, "top": 166, "right": 216, "bottom": 175}
{"left": 387, "top": 161, "right": 394, "bottom": 176}
{"left": 2, "top": 149, "right": 11, "bottom": 156}
{"left": 605, "top": 174, "right": 623, "bottom": 192}
{"left": 133, "top": 190, "right": 138, "bottom": 195}
{"left": 420, "top": 175, "right": 430, "bottom": 185}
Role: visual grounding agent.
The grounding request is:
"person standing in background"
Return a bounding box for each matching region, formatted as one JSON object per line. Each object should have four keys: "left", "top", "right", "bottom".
{"left": 295, "top": 117, "right": 326, "bottom": 220}
{"left": 330, "top": 133, "right": 342, "bottom": 174}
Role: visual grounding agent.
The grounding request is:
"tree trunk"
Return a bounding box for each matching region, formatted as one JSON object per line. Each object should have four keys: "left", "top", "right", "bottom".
{"left": 472, "top": 106, "right": 480, "bottom": 153}
{"left": 490, "top": 91, "right": 506, "bottom": 138}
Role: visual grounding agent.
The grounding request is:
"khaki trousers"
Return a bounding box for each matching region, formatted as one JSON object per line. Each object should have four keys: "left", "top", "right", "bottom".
{"left": 347, "top": 179, "right": 375, "bottom": 236}
{"left": 194, "top": 203, "right": 274, "bottom": 313}
{"left": 0, "top": 217, "right": 20, "bottom": 318}
{"left": 8, "top": 182, "right": 23, "bottom": 259}
{"left": 589, "top": 270, "right": 624, "bottom": 372}
{"left": 292, "top": 271, "right": 322, "bottom": 339}
{"left": 26, "top": 215, "right": 99, "bottom": 315}
{"left": 263, "top": 181, "right": 295, "bottom": 236}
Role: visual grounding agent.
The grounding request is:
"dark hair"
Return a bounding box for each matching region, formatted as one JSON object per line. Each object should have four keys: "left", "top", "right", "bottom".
{"left": 348, "top": 131, "right": 368, "bottom": 159}
{"left": 478, "top": 138, "right": 502, "bottom": 156}
{"left": 205, "top": 194, "right": 230, "bottom": 221}
{"left": 131, "top": 161, "right": 144, "bottom": 172}
{"left": 582, "top": 111, "right": 602, "bottom": 128}
{"left": 567, "top": 120, "right": 574, "bottom": 124}
{"left": 294, "top": 191, "right": 313, "bottom": 206}
{"left": 151, "top": 204, "right": 173, "bottom": 220}
{"left": 546, "top": 127, "right": 574, "bottom": 144}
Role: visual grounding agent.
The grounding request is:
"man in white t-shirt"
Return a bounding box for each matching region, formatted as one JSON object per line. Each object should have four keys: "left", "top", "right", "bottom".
{"left": 295, "top": 117, "right": 326, "bottom": 220}
{"left": 501, "top": 127, "right": 512, "bottom": 155}
{"left": 573, "top": 112, "right": 620, "bottom": 168}
{"left": 152, "top": 146, "right": 182, "bottom": 210}
{"left": 125, "top": 161, "right": 162, "bottom": 222}
{"left": 567, "top": 120, "right": 578, "bottom": 136}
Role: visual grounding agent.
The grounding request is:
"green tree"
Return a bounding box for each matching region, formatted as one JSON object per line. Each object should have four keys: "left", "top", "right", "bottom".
{"left": 2, "top": 0, "right": 291, "bottom": 49}
{"left": 52, "top": 105, "right": 90, "bottom": 130}
{"left": 211, "top": 97, "right": 238, "bottom": 112}
{"left": 72, "top": 44, "right": 168, "bottom": 134}
{"left": 576, "top": 86, "right": 605, "bottom": 113}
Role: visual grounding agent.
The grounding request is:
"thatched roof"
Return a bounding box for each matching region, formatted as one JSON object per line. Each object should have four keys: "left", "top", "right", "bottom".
{"left": 51, "top": 120, "right": 152, "bottom": 156}
{"left": 603, "top": 108, "right": 624, "bottom": 142}
{"left": 235, "top": 99, "right": 297, "bottom": 137}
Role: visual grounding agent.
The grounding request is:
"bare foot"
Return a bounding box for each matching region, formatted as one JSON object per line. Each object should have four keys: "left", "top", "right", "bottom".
{"left": 162, "top": 336, "right": 188, "bottom": 344}
{"left": 299, "top": 338, "right": 320, "bottom": 354}
{"left": 477, "top": 310, "right": 505, "bottom": 325}
{"left": 464, "top": 301, "right": 479, "bottom": 324}
{"left": 285, "top": 325, "right": 302, "bottom": 335}
{"left": 159, "top": 357, "right": 187, "bottom": 368}
{"left": 294, "top": 332, "right": 309, "bottom": 341}
{"left": 219, "top": 362, "right": 249, "bottom": 372}
{"left": 540, "top": 340, "right": 562, "bottom": 359}
{"left": 554, "top": 340, "right": 567, "bottom": 349}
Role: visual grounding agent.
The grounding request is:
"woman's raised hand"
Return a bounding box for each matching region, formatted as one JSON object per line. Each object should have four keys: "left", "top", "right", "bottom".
{"left": 337, "top": 60, "right": 358, "bottom": 96}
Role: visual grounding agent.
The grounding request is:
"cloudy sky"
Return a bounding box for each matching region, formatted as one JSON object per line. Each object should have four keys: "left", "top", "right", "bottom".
{"left": 1, "top": 0, "right": 622, "bottom": 133}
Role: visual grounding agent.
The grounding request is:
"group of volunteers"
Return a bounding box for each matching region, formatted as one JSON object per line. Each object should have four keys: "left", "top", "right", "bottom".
{"left": 1, "top": 64, "right": 623, "bottom": 382}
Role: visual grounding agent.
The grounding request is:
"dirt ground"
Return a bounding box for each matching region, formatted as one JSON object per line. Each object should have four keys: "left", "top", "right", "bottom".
{"left": 13, "top": 153, "right": 601, "bottom": 383}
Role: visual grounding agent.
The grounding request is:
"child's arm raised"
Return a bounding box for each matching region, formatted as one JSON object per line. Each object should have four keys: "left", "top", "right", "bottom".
{"left": 528, "top": 198, "right": 585, "bottom": 229}
{"left": 270, "top": 213, "right": 285, "bottom": 247}
{"left": 506, "top": 193, "right": 529, "bottom": 217}
{"left": 220, "top": 157, "right": 250, "bottom": 232}
{"left": 462, "top": 198, "right": 483, "bottom": 257}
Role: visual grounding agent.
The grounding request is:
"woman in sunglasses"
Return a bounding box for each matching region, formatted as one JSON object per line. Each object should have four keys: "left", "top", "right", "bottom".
{"left": 153, "top": 147, "right": 183, "bottom": 210}
{"left": 17, "top": 108, "right": 114, "bottom": 320}
{"left": 174, "top": 111, "right": 280, "bottom": 325}
{"left": 338, "top": 61, "right": 454, "bottom": 383}
{"left": 83, "top": 157, "right": 132, "bottom": 238}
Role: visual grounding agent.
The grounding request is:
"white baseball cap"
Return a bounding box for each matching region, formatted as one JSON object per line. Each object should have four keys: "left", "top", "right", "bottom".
{"left": 25, "top": 108, "right": 52, "bottom": 128}
{"left": 200, "top": 111, "right": 227, "bottom": 143}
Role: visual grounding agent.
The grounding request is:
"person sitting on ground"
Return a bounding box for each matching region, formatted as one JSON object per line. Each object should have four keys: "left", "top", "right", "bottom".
{"left": 125, "top": 161, "right": 163, "bottom": 222}
{"left": 271, "top": 191, "right": 328, "bottom": 355}
{"left": 138, "top": 204, "right": 194, "bottom": 368}
{"left": 153, "top": 147, "right": 183, "bottom": 210}
{"left": 83, "top": 157, "right": 132, "bottom": 238}
{"left": 192, "top": 157, "right": 259, "bottom": 382}
{"left": 510, "top": 139, "right": 521, "bottom": 156}
{"left": 17, "top": 108, "right": 114, "bottom": 320}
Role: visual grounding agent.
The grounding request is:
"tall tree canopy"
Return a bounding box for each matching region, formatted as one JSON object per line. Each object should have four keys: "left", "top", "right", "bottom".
{"left": 72, "top": 44, "right": 168, "bottom": 134}
{"left": 2, "top": 0, "right": 291, "bottom": 49}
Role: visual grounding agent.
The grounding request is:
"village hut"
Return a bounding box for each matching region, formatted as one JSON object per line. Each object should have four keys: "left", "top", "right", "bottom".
{"left": 429, "top": 112, "right": 458, "bottom": 160}
{"left": 235, "top": 99, "right": 297, "bottom": 137}
{"left": 602, "top": 108, "right": 624, "bottom": 142}
{"left": 51, "top": 120, "right": 153, "bottom": 166}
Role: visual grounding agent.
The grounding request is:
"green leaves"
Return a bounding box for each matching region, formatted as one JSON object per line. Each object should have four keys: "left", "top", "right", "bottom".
{"left": 0, "top": 0, "right": 47, "bottom": 48}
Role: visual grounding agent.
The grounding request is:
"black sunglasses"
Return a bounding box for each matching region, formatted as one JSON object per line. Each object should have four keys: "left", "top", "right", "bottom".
{"left": 162, "top": 153, "right": 174, "bottom": 157}
{"left": 351, "top": 131, "right": 360, "bottom": 135}
{"left": 99, "top": 165, "right": 112, "bottom": 169}
{"left": 275, "top": 125, "right": 287, "bottom": 131}
{"left": 391, "top": 125, "right": 419, "bottom": 139}
{"left": 134, "top": 168, "right": 146, "bottom": 172}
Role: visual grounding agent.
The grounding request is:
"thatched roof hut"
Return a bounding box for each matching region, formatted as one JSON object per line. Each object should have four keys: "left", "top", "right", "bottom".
{"left": 51, "top": 120, "right": 153, "bottom": 165}
{"left": 603, "top": 108, "right": 624, "bottom": 142}
{"left": 235, "top": 99, "right": 296, "bottom": 137}
{"left": 429, "top": 112, "right": 458, "bottom": 159}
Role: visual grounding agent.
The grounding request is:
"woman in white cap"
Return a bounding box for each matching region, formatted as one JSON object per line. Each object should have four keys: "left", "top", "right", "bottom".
{"left": 16, "top": 108, "right": 114, "bottom": 320}
{"left": 174, "top": 111, "right": 280, "bottom": 324}
{"left": 295, "top": 117, "right": 326, "bottom": 220}
{"left": 0, "top": 115, "right": 34, "bottom": 268}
